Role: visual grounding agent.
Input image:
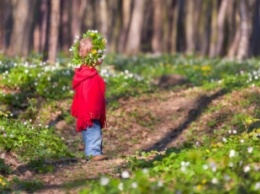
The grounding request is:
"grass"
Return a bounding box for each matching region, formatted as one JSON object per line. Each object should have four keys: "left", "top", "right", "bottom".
{"left": 0, "top": 54, "right": 260, "bottom": 193}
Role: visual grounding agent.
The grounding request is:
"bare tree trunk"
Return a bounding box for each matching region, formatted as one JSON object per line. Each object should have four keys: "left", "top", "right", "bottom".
{"left": 107, "top": 0, "right": 121, "bottom": 52}
{"left": 99, "top": 0, "right": 108, "bottom": 38}
{"left": 176, "top": 0, "right": 186, "bottom": 52}
{"left": 201, "top": 0, "right": 213, "bottom": 56}
{"left": 60, "top": 0, "right": 70, "bottom": 51}
{"left": 48, "top": 0, "right": 60, "bottom": 63}
{"left": 152, "top": 0, "right": 162, "bottom": 53}
{"left": 251, "top": 0, "right": 260, "bottom": 56}
{"left": 215, "top": 0, "right": 229, "bottom": 56}
{"left": 42, "top": 0, "right": 51, "bottom": 59}
{"left": 7, "top": 0, "right": 36, "bottom": 56}
{"left": 209, "top": 0, "right": 218, "bottom": 57}
{"left": 0, "top": 0, "right": 5, "bottom": 52}
{"left": 167, "top": 0, "right": 177, "bottom": 53}
{"left": 185, "top": 0, "right": 195, "bottom": 54}
{"left": 237, "top": 0, "right": 250, "bottom": 60}
{"left": 227, "top": 1, "right": 240, "bottom": 58}
{"left": 125, "top": 0, "right": 145, "bottom": 55}
{"left": 118, "top": 0, "right": 132, "bottom": 53}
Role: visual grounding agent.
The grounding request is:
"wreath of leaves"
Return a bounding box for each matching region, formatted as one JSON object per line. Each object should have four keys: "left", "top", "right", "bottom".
{"left": 69, "top": 30, "right": 106, "bottom": 66}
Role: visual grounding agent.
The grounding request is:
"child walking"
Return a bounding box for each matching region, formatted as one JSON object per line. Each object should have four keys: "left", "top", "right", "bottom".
{"left": 70, "top": 30, "right": 108, "bottom": 161}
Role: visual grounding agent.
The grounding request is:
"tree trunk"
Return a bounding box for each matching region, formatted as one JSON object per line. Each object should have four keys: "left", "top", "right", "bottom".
{"left": 42, "top": 0, "right": 51, "bottom": 59}
{"left": 118, "top": 0, "right": 132, "bottom": 53}
{"left": 48, "top": 0, "right": 60, "bottom": 63}
{"left": 167, "top": 0, "right": 177, "bottom": 53}
{"left": 125, "top": 0, "right": 145, "bottom": 55}
{"left": 60, "top": 0, "right": 70, "bottom": 51}
{"left": 7, "top": 0, "right": 37, "bottom": 56}
{"left": 152, "top": 0, "right": 162, "bottom": 53}
{"left": 250, "top": 0, "right": 260, "bottom": 56}
{"left": 236, "top": 0, "right": 250, "bottom": 60}
{"left": 176, "top": 0, "right": 186, "bottom": 52}
{"left": 215, "top": 0, "right": 229, "bottom": 56}
{"left": 0, "top": 0, "right": 6, "bottom": 51}
{"left": 209, "top": 0, "right": 218, "bottom": 57}
{"left": 99, "top": 0, "right": 108, "bottom": 38}
{"left": 107, "top": 0, "right": 121, "bottom": 52}
{"left": 141, "top": 0, "right": 153, "bottom": 52}
{"left": 185, "top": 0, "right": 195, "bottom": 54}
{"left": 199, "top": 0, "right": 212, "bottom": 55}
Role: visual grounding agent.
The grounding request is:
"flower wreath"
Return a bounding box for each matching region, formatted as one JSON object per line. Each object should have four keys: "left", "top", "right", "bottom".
{"left": 70, "top": 30, "right": 106, "bottom": 66}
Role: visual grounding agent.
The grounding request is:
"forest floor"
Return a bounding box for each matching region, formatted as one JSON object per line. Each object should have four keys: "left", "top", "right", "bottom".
{"left": 3, "top": 85, "right": 256, "bottom": 193}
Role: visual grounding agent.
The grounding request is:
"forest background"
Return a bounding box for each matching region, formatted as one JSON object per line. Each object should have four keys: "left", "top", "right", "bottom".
{"left": 0, "top": 0, "right": 260, "bottom": 62}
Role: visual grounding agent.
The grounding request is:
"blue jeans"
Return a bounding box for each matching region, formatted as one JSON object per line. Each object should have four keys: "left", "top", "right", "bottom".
{"left": 82, "top": 120, "right": 103, "bottom": 157}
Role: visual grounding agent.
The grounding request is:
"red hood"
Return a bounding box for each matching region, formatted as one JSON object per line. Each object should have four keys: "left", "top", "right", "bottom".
{"left": 72, "top": 66, "right": 97, "bottom": 89}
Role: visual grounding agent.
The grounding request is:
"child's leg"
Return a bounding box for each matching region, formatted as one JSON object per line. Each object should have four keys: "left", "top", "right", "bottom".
{"left": 82, "top": 120, "right": 102, "bottom": 157}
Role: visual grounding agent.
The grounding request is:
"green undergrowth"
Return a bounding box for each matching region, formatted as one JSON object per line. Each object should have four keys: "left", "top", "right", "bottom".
{"left": 80, "top": 129, "right": 260, "bottom": 194}
{"left": 0, "top": 115, "right": 72, "bottom": 161}
{"left": 0, "top": 54, "right": 260, "bottom": 193}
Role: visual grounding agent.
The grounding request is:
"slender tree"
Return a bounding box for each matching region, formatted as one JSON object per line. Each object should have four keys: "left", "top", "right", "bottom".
{"left": 152, "top": 0, "right": 163, "bottom": 53}
{"left": 167, "top": 0, "right": 177, "bottom": 53}
{"left": 251, "top": 0, "right": 260, "bottom": 56}
{"left": 215, "top": 0, "right": 230, "bottom": 56}
{"left": 176, "top": 0, "right": 186, "bottom": 52}
{"left": 118, "top": 0, "right": 132, "bottom": 53}
{"left": 7, "top": 0, "right": 37, "bottom": 56}
{"left": 237, "top": 0, "right": 250, "bottom": 60}
{"left": 185, "top": 0, "right": 195, "bottom": 54}
{"left": 209, "top": 0, "right": 218, "bottom": 57}
{"left": 125, "top": 0, "right": 145, "bottom": 55}
{"left": 48, "top": 0, "right": 60, "bottom": 63}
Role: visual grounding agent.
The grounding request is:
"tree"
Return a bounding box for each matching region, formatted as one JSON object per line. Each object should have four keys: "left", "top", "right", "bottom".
{"left": 7, "top": 0, "right": 37, "bottom": 56}
{"left": 251, "top": 0, "right": 260, "bottom": 56}
{"left": 237, "top": 0, "right": 250, "bottom": 60}
{"left": 215, "top": 0, "right": 230, "bottom": 56}
{"left": 125, "top": 0, "right": 145, "bottom": 55}
{"left": 152, "top": 0, "right": 163, "bottom": 53}
{"left": 48, "top": 0, "right": 60, "bottom": 63}
{"left": 118, "top": 0, "right": 132, "bottom": 53}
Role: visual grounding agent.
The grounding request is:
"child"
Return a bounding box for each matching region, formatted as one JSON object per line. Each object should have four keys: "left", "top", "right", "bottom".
{"left": 70, "top": 30, "right": 108, "bottom": 161}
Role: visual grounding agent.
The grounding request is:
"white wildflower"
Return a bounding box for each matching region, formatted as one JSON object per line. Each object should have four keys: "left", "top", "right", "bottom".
{"left": 232, "top": 130, "right": 237, "bottom": 134}
{"left": 240, "top": 139, "right": 244, "bottom": 143}
{"left": 222, "top": 137, "right": 227, "bottom": 143}
{"left": 131, "top": 182, "right": 138, "bottom": 188}
{"left": 248, "top": 147, "right": 253, "bottom": 153}
{"left": 142, "top": 168, "right": 149, "bottom": 174}
{"left": 100, "top": 177, "right": 109, "bottom": 186}
{"left": 121, "top": 170, "right": 130, "bottom": 179}
{"left": 157, "top": 180, "right": 163, "bottom": 187}
{"left": 118, "top": 182, "right": 123, "bottom": 191}
{"left": 255, "top": 182, "right": 260, "bottom": 190}
{"left": 228, "top": 162, "right": 234, "bottom": 167}
{"left": 243, "top": 165, "right": 251, "bottom": 173}
{"left": 211, "top": 178, "right": 218, "bottom": 184}
{"left": 203, "top": 164, "right": 208, "bottom": 170}
{"left": 229, "top": 150, "right": 236, "bottom": 158}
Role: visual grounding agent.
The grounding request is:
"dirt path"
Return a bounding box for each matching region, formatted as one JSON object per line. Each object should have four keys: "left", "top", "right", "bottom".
{"left": 5, "top": 87, "right": 228, "bottom": 193}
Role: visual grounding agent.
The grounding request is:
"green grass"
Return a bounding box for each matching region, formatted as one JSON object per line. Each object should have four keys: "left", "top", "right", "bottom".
{"left": 0, "top": 54, "right": 260, "bottom": 193}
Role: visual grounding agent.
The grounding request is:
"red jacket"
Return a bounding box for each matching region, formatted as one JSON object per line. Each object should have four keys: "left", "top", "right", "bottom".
{"left": 71, "top": 66, "right": 106, "bottom": 132}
